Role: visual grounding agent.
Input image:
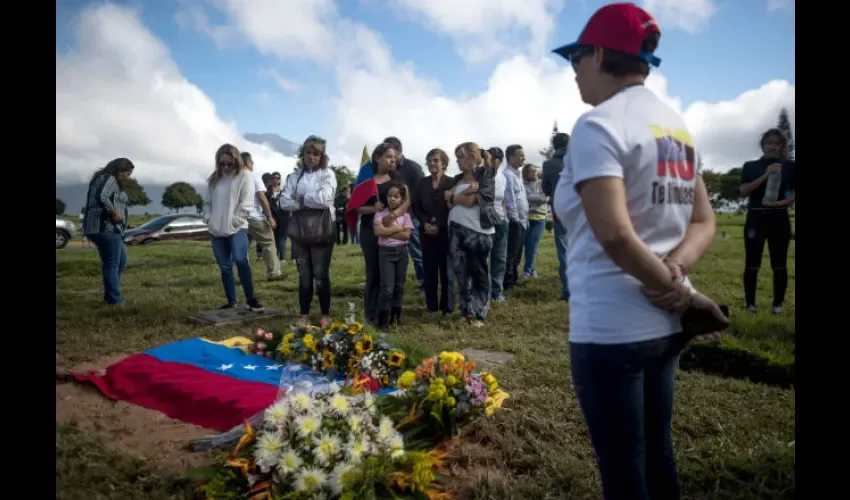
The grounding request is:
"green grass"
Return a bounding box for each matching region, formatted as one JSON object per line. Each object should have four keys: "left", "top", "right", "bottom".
{"left": 56, "top": 214, "right": 794, "bottom": 499}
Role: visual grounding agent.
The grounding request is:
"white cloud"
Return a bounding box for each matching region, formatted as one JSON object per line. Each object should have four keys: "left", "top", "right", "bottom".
{"left": 767, "top": 0, "right": 792, "bottom": 12}
{"left": 389, "top": 0, "right": 564, "bottom": 62}
{"left": 56, "top": 4, "right": 298, "bottom": 187}
{"left": 57, "top": 1, "right": 794, "bottom": 194}
{"left": 261, "top": 68, "right": 299, "bottom": 92}
{"left": 642, "top": 0, "right": 717, "bottom": 34}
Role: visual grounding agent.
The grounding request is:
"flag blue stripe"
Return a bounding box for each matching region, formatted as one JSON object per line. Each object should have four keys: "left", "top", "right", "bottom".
{"left": 354, "top": 161, "right": 374, "bottom": 186}
{"left": 144, "top": 338, "right": 394, "bottom": 394}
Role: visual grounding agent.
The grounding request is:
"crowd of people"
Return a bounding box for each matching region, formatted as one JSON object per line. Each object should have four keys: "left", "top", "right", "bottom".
{"left": 75, "top": 3, "right": 794, "bottom": 499}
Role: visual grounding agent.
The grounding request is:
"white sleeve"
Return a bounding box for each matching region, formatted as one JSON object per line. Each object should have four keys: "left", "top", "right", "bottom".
{"left": 279, "top": 173, "right": 299, "bottom": 211}
{"left": 253, "top": 174, "right": 266, "bottom": 194}
{"left": 569, "top": 117, "right": 624, "bottom": 189}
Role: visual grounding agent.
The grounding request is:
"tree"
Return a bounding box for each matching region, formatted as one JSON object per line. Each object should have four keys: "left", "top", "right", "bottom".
{"left": 539, "top": 120, "right": 559, "bottom": 160}
{"left": 123, "top": 178, "right": 152, "bottom": 207}
{"left": 162, "top": 182, "right": 203, "bottom": 213}
{"left": 777, "top": 108, "right": 794, "bottom": 159}
{"left": 330, "top": 165, "right": 355, "bottom": 193}
{"left": 56, "top": 198, "right": 66, "bottom": 216}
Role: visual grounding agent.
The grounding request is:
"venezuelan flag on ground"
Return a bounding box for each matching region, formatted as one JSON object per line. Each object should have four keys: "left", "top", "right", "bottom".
{"left": 345, "top": 145, "right": 377, "bottom": 233}
{"left": 70, "top": 337, "right": 392, "bottom": 432}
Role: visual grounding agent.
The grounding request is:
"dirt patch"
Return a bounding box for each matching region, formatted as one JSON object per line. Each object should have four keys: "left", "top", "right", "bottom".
{"left": 56, "top": 355, "right": 218, "bottom": 473}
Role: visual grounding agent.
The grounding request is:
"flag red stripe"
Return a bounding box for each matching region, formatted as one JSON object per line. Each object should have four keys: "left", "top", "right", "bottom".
{"left": 69, "top": 353, "right": 279, "bottom": 431}
{"left": 345, "top": 178, "right": 377, "bottom": 233}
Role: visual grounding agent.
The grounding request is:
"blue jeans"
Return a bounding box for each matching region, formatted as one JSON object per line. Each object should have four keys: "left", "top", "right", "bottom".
{"left": 554, "top": 219, "right": 570, "bottom": 300}
{"left": 89, "top": 232, "right": 127, "bottom": 304}
{"left": 523, "top": 219, "right": 546, "bottom": 276}
{"left": 210, "top": 230, "right": 256, "bottom": 305}
{"left": 571, "top": 334, "right": 687, "bottom": 500}
{"left": 489, "top": 219, "right": 508, "bottom": 299}
{"left": 409, "top": 217, "right": 424, "bottom": 285}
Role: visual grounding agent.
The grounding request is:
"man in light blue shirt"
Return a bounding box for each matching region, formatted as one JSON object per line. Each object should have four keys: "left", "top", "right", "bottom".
{"left": 503, "top": 144, "right": 529, "bottom": 290}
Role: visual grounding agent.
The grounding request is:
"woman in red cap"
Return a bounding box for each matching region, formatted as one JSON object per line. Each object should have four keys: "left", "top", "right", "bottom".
{"left": 552, "top": 3, "right": 728, "bottom": 499}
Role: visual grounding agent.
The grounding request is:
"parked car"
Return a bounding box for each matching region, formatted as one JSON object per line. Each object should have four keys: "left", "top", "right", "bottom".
{"left": 56, "top": 218, "right": 77, "bottom": 249}
{"left": 123, "top": 214, "right": 209, "bottom": 245}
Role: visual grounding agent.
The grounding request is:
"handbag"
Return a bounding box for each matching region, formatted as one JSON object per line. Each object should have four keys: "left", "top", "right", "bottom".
{"left": 287, "top": 170, "right": 334, "bottom": 246}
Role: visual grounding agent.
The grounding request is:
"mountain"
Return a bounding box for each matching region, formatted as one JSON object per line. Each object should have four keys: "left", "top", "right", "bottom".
{"left": 244, "top": 133, "right": 299, "bottom": 156}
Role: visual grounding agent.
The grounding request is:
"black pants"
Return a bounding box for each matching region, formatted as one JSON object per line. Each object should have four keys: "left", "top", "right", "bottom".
{"left": 292, "top": 241, "right": 334, "bottom": 316}
{"left": 360, "top": 223, "right": 380, "bottom": 321}
{"left": 378, "top": 245, "right": 409, "bottom": 314}
{"left": 450, "top": 223, "right": 492, "bottom": 321}
{"left": 743, "top": 210, "right": 791, "bottom": 307}
{"left": 504, "top": 221, "right": 526, "bottom": 289}
{"left": 335, "top": 221, "right": 349, "bottom": 245}
{"left": 422, "top": 229, "right": 451, "bottom": 313}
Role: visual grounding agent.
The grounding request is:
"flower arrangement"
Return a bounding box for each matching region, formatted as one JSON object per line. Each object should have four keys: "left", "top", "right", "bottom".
{"left": 249, "top": 324, "right": 407, "bottom": 389}
{"left": 384, "top": 352, "right": 509, "bottom": 442}
{"left": 197, "top": 384, "right": 452, "bottom": 500}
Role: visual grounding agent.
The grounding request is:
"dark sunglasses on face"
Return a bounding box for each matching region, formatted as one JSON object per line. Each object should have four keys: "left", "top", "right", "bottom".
{"left": 570, "top": 46, "right": 593, "bottom": 73}
{"left": 219, "top": 161, "right": 234, "bottom": 168}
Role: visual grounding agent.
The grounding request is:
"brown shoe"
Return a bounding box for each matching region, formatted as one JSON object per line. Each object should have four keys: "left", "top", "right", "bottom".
{"left": 319, "top": 316, "right": 332, "bottom": 329}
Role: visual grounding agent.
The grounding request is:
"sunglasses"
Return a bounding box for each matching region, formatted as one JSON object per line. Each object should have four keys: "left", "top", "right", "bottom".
{"left": 219, "top": 161, "right": 234, "bottom": 168}
{"left": 570, "top": 46, "right": 594, "bottom": 73}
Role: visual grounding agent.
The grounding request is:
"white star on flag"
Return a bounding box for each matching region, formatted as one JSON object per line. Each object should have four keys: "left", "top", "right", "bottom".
{"left": 265, "top": 364, "right": 282, "bottom": 371}
{"left": 219, "top": 364, "right": 233, "bottom": 371}
{"left": 243, "top": 364, "right": 258, "bottom": 371}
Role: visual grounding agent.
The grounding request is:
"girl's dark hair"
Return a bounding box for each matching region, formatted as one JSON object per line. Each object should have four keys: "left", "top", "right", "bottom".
{"left": 297, "top": 135, "right": 330, "bottom": 170}
{"left": 601, "top": 31, "right": 660, "bottom": 78}
{"left": 760, "top": 128, "right": 788, "bottom": 149}
{"left": 91, "top": 158, "right": 135, "bottom": 189}
{"left": 380, "top": 180, "right": 407, "bottom": 205}
{"left": 371, "top": 142, "right": 399, "bottom": 173}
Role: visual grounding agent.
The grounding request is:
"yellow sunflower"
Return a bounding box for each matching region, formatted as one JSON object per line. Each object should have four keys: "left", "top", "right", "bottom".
{"left": 388, "top": 350, "right": 405, "bottom": 368}
{"left": 347, "top": 322, "right": 364, "bottom": 335}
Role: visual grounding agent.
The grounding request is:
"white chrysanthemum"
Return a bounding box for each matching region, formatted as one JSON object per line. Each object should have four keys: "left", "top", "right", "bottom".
{"left": 313, "top": 432, "right": 342, "bottom": 466}
{"left": 388, "top": 433, "right": 405, "bottom": 459}
{"left": 329, "top": 462, "right": 355, "bottom": 495}
{"left": 328, "top": 394, "right": 350, "bottom": 415}
{"left": 277, "top": 449, "right": 303, "bottom": 474}
{"left": 346, "top": 438, "right": 367, "bottom": 464}
{"left": 253, "top": 431, "right": 284, "bottom": 472}
{"left": 328, "top": 381, "right": 341, "bottom": 393}
{"left": 294, "top": 467, "right": 327, "bottom": 493}
{"left": 264, "top": 400, "right": 289, "bottom": 427}
{"left": 347, "top": 414, "right": 363, "bottom": 434}
{"left": 290, "top": 392, "right": 312, "bottom": 412}
{"left": 378, "top": 416, "right": 395, "bottom": 442}
{"left": 295, "top": 414, "right": 321, "bottom": 438}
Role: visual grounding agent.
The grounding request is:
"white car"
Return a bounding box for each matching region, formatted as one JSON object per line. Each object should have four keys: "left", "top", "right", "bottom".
{"left": 56, "top": 218, "right": 77, "bottom": 249}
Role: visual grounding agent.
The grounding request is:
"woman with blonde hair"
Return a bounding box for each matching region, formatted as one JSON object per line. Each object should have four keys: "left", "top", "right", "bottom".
{"left": 446, "top": 142, "right": 498, "bottom": 327}
{"left": 280, "top": 135, "right": 338, "bottom": 328}
{"left": 204, "top": 143, "right": 263, "bottom": 311}
{"left": 522, "top": 163, "right": 549, "bottom": 279}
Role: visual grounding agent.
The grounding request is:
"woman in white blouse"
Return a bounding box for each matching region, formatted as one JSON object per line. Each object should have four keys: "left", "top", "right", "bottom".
{"left": 280, "top": 136, "right": 338, "bottom": 328}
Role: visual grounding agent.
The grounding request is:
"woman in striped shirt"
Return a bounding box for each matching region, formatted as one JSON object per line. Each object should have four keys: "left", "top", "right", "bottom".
{"left": 82, "top": 158, "right": 135, "bottom": 305}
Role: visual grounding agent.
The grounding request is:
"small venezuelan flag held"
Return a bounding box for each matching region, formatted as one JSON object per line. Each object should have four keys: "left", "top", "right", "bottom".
{"left": 345, "top": 145, "right": 377, "bottom": 233}
{"left": 69, "top": 337, "right": 391, "bottom": 432}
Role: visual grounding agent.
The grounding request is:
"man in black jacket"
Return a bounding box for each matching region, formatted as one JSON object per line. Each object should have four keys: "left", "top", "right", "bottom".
{"left": 334, "top": 186, "right": 351, "bottom": 244}
{"left": 541, "top": 132, "right": 571, "bottom": 302}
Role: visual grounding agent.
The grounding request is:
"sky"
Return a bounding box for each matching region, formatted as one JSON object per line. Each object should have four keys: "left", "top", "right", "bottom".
{"left": 56, "top": 0, "right": 795, "bottom": 186}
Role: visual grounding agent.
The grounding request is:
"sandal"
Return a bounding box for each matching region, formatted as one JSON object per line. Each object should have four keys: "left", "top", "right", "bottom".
{"left": 296, "top": 316, "right": 310, "bottom": 329}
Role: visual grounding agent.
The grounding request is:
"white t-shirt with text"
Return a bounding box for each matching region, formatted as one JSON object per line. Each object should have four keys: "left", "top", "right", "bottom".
{"left": 553, "top": 85, "right": 700, "bottom": 345}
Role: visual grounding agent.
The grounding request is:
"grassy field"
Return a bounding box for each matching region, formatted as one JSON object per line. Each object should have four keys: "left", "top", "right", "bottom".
{"left": 56, "top": 213, "right": 795, "bottom": 499}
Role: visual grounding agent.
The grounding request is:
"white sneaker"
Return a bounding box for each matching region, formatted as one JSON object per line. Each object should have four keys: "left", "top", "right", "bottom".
{"left": 772, "top": 306, "right": 783, "bottom": 315}
{"left": 747, "top": 305, "right": 758, "bottom": 313}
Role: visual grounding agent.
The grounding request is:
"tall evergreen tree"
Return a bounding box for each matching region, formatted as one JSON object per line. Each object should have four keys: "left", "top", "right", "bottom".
{"left": 777, "top": 108, "right": 794, "bottom": 159}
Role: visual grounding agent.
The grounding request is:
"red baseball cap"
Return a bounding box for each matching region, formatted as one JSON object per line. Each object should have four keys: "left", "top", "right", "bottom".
{"left": 553, "top": 2, "right": 662, "bottom": 68}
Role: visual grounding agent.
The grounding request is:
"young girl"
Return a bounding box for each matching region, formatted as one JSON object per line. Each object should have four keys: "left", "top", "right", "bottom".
{"left": 372, "top": 181, "right": 414, "bottom": 329}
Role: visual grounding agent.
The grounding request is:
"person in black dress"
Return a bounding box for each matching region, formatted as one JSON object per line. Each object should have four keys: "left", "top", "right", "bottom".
{"left": 739, "top": 128, "right": 796, "bottom": 314}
